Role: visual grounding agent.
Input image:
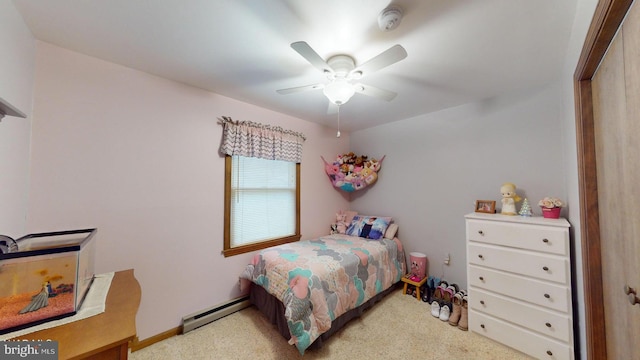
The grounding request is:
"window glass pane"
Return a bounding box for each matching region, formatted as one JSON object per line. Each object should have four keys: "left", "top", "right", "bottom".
{"left": 230, "top": 156, "right": 296, "bottom": 247}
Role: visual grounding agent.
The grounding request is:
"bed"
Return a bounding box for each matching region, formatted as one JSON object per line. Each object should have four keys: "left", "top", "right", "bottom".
{"left": 239, "top": 217, "right": 405, "bottom": 354}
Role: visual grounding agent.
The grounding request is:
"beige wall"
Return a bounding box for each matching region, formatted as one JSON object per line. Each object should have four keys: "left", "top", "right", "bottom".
{"left": 26, "top": 41, "right": 350, "bottom": 340}
{"left": 350, "top": 82, "right": 568, "bottom": 290}
{"left": 0, "top": 1, "right": 35, "bottom": 237}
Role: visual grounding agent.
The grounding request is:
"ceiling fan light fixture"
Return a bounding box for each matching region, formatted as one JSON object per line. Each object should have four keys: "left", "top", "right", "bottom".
{"left": 323, "top": 81, "right": 355, "bottom": 105}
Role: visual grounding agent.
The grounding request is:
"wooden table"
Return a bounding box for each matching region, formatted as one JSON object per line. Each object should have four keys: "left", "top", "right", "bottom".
{"left": 11, "top": 269, "right": 141, "bottom": 360}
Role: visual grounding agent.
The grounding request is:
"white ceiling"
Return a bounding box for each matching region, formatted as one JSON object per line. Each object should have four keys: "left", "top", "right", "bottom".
{"left": 13, "top": 0, "right": 578, "bottom": 132}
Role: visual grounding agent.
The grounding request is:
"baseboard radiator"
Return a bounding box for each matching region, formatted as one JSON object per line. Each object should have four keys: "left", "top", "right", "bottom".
{"left": 182, "top": 296, "right": 250, "bottom": 334}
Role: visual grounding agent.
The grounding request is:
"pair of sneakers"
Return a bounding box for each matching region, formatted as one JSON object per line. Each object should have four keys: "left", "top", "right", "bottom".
{"left": 448, "top": 290, "right": 468, "bottom": 330}
{"left": 430, "top": 281, "right": 459, "bottom": 322}
{"left": 430, "top": 299, "right": 450, "bottom": 321}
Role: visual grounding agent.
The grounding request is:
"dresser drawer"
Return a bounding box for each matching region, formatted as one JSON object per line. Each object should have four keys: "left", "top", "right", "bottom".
{"left": 469, "top": 288, "right": 572, "bottom": 342}
{"left": 467, "top": 219, "right": 568, "bottom": 255}
{"left": 469, "top": 265, "right": 570, "bottom": 312}
{"left": 470, "top": 311, "right": 573, "bottom": 360}
{"left": 468, "top": 243, "right": 569, "bottom": 284}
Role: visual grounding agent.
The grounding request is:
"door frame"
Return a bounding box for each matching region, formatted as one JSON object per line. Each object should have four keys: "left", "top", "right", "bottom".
{"left": 574, "top": 0, "right": 634, "bottom": 358}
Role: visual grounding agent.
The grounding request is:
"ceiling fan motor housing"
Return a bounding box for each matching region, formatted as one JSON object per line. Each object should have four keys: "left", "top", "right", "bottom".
{"left": 326, "top": 55, "right": 356, "bottom": 79}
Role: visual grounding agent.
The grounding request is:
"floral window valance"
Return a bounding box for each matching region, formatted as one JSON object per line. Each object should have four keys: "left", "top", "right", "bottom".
{"left": 219, "top": 116, "right": 306, "bottom": 163}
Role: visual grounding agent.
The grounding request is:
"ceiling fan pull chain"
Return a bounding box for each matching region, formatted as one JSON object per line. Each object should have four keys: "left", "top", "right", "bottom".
{"left": 336, "top": 105, "right": 341, "bottom": 138}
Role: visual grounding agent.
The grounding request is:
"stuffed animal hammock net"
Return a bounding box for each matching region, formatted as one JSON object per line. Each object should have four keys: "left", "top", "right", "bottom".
{"left": 321, "top": 153, "right": 385, "bottom": 192}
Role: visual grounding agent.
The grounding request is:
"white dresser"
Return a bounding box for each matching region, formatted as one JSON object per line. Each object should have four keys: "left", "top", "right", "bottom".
{"left": 465, "top": 213, "right": 573, "bottom": 359}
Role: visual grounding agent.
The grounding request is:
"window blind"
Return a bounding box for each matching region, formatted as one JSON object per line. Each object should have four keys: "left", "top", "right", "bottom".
{"left": 230, "top": 156, "right": 297, "bottom": 247}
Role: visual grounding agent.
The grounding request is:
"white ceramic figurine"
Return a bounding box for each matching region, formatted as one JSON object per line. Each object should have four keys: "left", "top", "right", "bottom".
{"left": 500, "top": 182, "right": 522, "bottom": 215}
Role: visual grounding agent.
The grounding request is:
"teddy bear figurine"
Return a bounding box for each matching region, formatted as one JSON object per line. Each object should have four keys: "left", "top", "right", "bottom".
{"left": 500, "top": 182, "right": 522, "bottom": 215}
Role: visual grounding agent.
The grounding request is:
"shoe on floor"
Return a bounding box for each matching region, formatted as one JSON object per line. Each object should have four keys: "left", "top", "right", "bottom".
{"left": 439, "top": 304, "right": 450, "bottom": 321}
{"left": 442, "top": 284, "right": 458, "bottom": 308}
{"left": 457, "top": 295, "right": 469, "bottom": 331}
{"left": 430, "top": 300, "right": 440, "bottom": 317}
{"left": 433, "top": 280, "right": 448, "bottom": 301}
{"left": 431, "top": 277, "right": 441, "bottom": 300}
{"left": 448, "top": 292, "right": 464, "bottom": 326}
{"left": 407, "top": 286, "right": 414, "bottom": 296}
{"left": 421, "top": 286, "right": 431, "bottom": 302}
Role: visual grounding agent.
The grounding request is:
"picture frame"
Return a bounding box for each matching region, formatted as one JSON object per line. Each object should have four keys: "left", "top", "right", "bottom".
{"left": 475, "top": 200, "right": 496, "bottom": 213}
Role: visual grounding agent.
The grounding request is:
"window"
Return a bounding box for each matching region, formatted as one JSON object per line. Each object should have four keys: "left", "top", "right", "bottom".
{"left": 223, "top": 155, "right": 300, "bottom": 256}
{"left": 218, "top": 116, "right": 305, "bottom": 256}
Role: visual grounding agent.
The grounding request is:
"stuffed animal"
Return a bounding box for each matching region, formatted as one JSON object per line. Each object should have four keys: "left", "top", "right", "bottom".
{"left": 324, "top": 162, "right": 339, "bottom": 182}
{"left": 332, "top": 210, "right": 349, "bottom": 234}
{"left": 500, "top": 182, "right": 522, "bottom": 215}
{"left": 352, "top": 177, "right": 365, "bottom": 190}
{"left": 355, "top": 155, "right": 367, "bottom": 167}
{"left": 360, "top": 167, "right": 377, "bottom": 185}
{"left": 368, "top": 158, "right": 381, "bottom": 172}
{"left": 321, "top": 154, "right": 385, "bottom": 192}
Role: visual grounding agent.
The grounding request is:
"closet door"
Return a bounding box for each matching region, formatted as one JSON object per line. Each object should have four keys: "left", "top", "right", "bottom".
{"left": 590, "top": 2, "right": 640, "bottom": 359}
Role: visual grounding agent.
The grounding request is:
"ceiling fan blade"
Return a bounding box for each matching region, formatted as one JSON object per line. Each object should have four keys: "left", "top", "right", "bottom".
{"left": 353, "top": 83, "right": 397, "bottom": 101}
{"left": 352, "top": 44, "right": 407, "bottom": 77}
{"left": 291, "top": 41, "right": 333, "bottom": 75}
{"left": 276, "top": 83, "right": 324, "bottom": 95}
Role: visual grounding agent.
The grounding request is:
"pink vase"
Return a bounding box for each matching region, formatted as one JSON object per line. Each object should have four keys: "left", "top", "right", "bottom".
{"left": 541, "top": 207, "right": 561, "bottom": 219}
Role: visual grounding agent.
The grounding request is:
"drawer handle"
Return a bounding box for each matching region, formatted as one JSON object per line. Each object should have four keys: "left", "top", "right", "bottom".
{"left": 624, "top": 285, "right": 636, "bottom": 295}
{"left": 480, "top": 300, "right": 485, "bottom": 305}
{"left": 546, "top": 350, "right": 553, "bottom": 356}
{"left": 544, "top": 293, "right": 551, "bottom": 299}
{"left": 543, "top": 266, "right": 549, "bottom": 271}
{"left": 625, "top": 285, "right": 640, "bottom": 306}
{"left": 480, "top": 324, "right": 485, "bottom": 329}
{"left": 478, "top": 254, "right": 484, "bottom": 259}
{"left": 478, "top": 230, "right": 484, "bottom": 235}
{"left": 479, "top": 276, "right": 485, "bottom": 281}
{"left": 542, "top": 238, "right": 549, "bottom": 243}
{"left": 545, "top": 322, "right": 552, "bottom": 328}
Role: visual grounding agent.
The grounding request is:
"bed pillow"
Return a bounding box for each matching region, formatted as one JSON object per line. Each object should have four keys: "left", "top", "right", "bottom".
{"left": 385, "top": 223, "right": 398, "bottom": 239}
{"left": 344, "top": 210, "right": 358, "bottom": 225}
{"left": 345, "top": 215, "right": 392, "bottom": 240}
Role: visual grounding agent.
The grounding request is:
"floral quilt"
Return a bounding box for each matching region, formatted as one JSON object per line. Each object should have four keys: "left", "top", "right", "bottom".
{"left": 240, "top": 234, "right": 405, "bottom": 354}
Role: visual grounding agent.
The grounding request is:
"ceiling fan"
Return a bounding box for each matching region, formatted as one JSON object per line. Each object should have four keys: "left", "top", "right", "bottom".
{"left": 277, "top": 41, "right": 408, "bottom": 106}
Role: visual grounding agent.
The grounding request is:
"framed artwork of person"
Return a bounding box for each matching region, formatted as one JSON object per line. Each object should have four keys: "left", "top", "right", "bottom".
{"left": 475, "top": 200, "right": 496, "bottom": 213}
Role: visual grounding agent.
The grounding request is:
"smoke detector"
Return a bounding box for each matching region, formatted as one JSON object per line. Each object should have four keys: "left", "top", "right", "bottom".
{"left": 378, "top": 5, "right": 403, "bottom": 31}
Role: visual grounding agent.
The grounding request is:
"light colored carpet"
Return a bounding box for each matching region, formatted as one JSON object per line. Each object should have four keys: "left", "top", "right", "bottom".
{"left": 130, "top": 289, "right": 532, "bottom": 360}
